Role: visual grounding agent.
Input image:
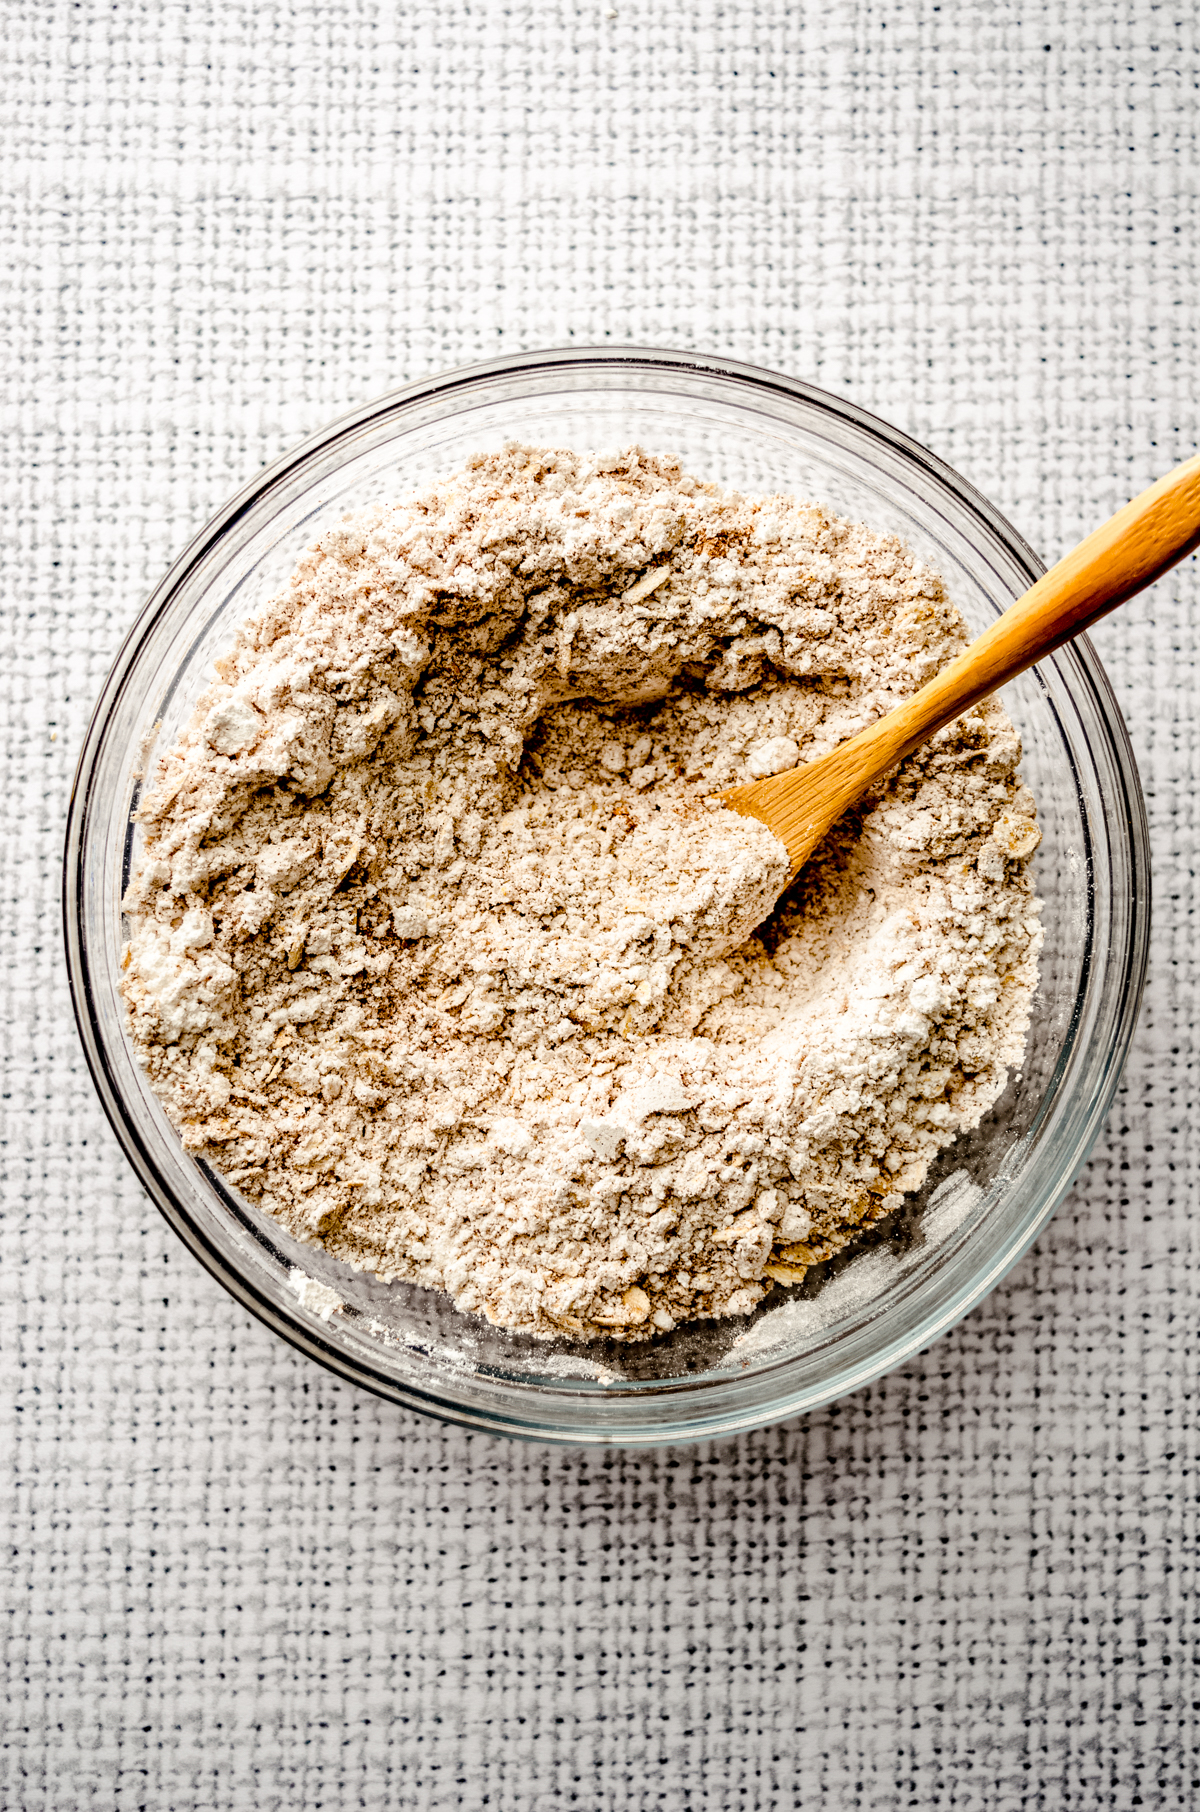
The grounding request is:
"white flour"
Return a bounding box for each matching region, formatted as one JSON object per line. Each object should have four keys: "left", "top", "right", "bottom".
{"left": 122, "top": 446, "right": 1042, "bottom": 1341}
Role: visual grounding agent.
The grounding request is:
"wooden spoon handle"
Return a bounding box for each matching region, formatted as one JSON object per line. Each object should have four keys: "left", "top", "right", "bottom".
{"left": 722, "top": 452, "right": 1200, "bottom": 876}
{"left": 854, "top": 450, "right": 1200, "bottom": 779}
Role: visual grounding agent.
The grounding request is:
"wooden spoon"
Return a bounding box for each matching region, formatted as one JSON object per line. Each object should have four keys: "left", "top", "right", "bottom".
{"left": 721, "top": 452, "right": 1200, "bottom": 875}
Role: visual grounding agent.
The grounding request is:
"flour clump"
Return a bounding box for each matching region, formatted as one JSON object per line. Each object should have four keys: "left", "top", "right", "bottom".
{"left": 121, "top": 446, "right": 1043, "bottom": 1341}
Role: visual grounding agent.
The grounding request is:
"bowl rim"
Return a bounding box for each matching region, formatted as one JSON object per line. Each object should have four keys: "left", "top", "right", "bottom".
{"left": 62, "top": 343, "right": 1151, "bottom": 1445}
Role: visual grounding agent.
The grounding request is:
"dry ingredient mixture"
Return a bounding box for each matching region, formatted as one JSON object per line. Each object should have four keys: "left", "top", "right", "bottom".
{"left": 122, "top": 446, "right": 1043, "bottom": 1341}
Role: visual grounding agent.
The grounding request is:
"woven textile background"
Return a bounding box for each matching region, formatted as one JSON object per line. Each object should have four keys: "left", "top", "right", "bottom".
{"left": 3, "top": 3, "right": 1198, "bottom": 1806}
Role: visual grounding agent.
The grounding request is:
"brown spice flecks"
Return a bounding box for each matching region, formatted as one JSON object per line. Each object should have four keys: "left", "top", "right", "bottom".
{"left": 121, "top": 445, "right": 1042, "bottom": 1341}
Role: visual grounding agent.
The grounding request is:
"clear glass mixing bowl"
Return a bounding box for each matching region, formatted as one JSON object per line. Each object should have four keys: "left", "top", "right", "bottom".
{"left": 63, "top": 348, "right": 1150, "bottom": 1445}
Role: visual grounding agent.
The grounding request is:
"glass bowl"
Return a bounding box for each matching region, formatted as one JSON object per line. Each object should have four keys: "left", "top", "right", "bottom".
{"left": 63, "top": 347, "right": 1150, "bottom": 1446}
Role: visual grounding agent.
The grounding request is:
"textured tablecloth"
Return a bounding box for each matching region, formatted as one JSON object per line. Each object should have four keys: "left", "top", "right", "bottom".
{"left": 4, "top": 3, "right": 1198, "bottom": 1806}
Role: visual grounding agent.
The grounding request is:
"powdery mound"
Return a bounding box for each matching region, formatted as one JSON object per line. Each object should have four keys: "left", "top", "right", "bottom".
{"left": 122, "top": 446, "right": 1042, "bottom": 1340}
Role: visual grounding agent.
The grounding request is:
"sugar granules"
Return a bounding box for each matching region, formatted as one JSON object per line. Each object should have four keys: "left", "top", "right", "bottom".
{"left": 121, "top": 446, "right": 1043, "bottom": 1341}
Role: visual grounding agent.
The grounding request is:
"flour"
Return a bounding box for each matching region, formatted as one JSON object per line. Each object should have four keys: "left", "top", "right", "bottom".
{"left": 121, "top": 445, "right": 1042, "bottom": 1341}
{"left": 288, "top": 1269, "right": 344, "bottom": 1321}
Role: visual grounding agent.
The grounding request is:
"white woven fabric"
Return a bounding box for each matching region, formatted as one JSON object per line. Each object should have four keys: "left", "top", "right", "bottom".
{"left": 3, "top": 2, "right": 1198, "bottom": 1805}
